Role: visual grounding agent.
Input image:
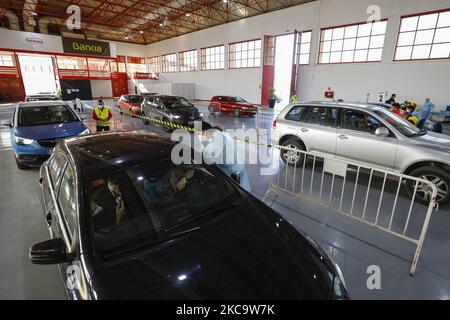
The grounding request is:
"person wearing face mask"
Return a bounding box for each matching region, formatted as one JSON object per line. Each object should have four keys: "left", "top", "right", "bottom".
{"left": 196, "top": 123, "right": 251, "bottom": 192}
{"left": 93, "top": 99, "right": 113, "bottom": 132}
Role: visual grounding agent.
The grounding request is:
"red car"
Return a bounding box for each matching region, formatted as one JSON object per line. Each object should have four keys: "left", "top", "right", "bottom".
{"left": 117, "top": 95, "right": 143, "bottom": 115}
{"left": 208, "top": 96, "right": 258, "bottom": 118}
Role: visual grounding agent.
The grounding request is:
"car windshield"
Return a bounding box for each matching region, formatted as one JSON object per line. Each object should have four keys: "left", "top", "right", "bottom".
{"left": 161, "top": 97, "right": 193, "bottom": 108}
{"left": 86, "top": 160, "right": 242, "bottom": 257}
{"left": 18, "top": 105, "right": 79, "bottom": 126}
{"left": 127, "top": 96, "right": 143, "bottom": 103}
{"left": 373, "top": 108, "right": 423, "bottom": 137}
{"left": 231, "top": 97, "right": 246, "bottom": 103}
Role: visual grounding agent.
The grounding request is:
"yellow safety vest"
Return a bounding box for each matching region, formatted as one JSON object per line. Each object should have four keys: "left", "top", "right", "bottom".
{"left": 94, "top": 106, "right": 111, "bottom": 127}
{"left": 408, "top": 115, "right": 419, "bottom": 126}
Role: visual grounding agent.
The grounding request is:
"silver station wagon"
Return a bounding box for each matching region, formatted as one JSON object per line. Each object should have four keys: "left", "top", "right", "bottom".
{"left": 272, "top": 102, "right": 450, "bottom": 204}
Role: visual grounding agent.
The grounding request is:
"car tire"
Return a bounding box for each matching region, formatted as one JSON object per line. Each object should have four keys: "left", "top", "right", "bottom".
{"left": 162, "top": 118, "right": 172, "bottom": 132}
{"left": 234, "top": 109, "right": 241, "bottom": 118}
{"left": 281, "top": 139, "right": 305, "bottom": 167}
{"left": 406, "top": 165, "right": 450, "bottom": 205}
{"left": 15, "top": 157, "right": 28, "bottom": 170}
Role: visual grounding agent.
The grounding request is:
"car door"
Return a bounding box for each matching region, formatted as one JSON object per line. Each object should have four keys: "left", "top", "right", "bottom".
{"left": 336, "top": 109, "right": 398, "bottom": 170}
{"left": 42, "top": 152, "right": 67, "bottom": 224}
{"left": 55, "top": 162, "right": 90, "bottom": 299}
{"left": 142, "top": 97, "right": 154, "bottom": 117}
{"left": 299, "top": 106, "right": 339, "bottom": 155}
{"left": 153, "top": 97, "right": 165, "bottom": 120}
{"left": 279, "top": 105, "right": 308, "bottom": 138}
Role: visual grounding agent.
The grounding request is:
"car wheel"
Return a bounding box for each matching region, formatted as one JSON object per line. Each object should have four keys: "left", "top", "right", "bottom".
{"left": 234, "top": 109, "right": 241, "bottom": 118}
{"left": 406, "top": 165, "right": 450, "bottom": 205}
{"left": 162, "top": 118, "right": 172, "bottom": 132}
{"left": 15, "top": 157, "right": 28, "bottom": 170}
{"left": 281, "top": 139, "right": 305, "bottom": 167}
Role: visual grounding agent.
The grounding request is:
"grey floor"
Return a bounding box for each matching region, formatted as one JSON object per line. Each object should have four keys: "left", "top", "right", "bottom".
{"left": 0, "top": 100, "right": 449, "bottom": 299}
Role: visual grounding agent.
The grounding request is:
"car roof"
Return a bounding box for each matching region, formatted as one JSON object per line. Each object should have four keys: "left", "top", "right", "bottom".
{"left": 293, "top": 101, "right": 384, "bottom": 111}
{"left": 63, "top": 132, "right": 177, "bottom": 166}
{"left": 17, "top": 101, "right": 68, "bottom": 108}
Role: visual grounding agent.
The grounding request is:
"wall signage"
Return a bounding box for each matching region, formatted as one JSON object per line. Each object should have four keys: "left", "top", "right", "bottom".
{"left": 62, "top": 38, "right": 111, "bottom": 56}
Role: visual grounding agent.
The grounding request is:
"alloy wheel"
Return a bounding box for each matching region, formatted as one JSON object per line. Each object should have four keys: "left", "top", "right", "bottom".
{"left": 415, "top": 174, "right": 449, "bottom": 203}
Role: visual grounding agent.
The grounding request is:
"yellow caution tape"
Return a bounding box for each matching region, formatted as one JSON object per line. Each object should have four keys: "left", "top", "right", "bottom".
{"left": 128, "top": 113, "right": 195, "bottom": 132}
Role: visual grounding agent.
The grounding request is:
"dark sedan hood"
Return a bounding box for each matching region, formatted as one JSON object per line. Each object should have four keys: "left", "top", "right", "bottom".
{"left": 90, "top": 198, "right": 336, "bottom": 300}
{"left": 168, "top": 107, "right": 201, "bottom": 119}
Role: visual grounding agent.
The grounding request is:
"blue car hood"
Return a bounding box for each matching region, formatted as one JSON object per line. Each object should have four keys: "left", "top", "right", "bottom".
{"left": 14, "top": 121, "right": 87, "bottom": 140}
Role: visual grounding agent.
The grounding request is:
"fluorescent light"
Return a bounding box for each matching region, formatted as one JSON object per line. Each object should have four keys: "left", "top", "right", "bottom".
{"left": 139, "top": 30, "right": 144, "bottom": 34}
{"left": 32, "top": 12, "right": 38, "bottom": 16}
{"left": 159, "top": 23, "right": 163, "bottom": 27}
{"left": 185, "top": 13, "right": 192, "bottom": 17}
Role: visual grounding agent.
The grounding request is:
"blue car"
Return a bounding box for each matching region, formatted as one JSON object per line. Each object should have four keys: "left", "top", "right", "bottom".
{"left": 1, "top": 101, "right": 89, "bottom": 169}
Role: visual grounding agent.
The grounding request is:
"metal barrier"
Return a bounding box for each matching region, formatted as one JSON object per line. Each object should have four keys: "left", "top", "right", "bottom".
{"left": 263, "top": 145, "right": 438, "bottom": 276}
{"left": 256, "top": 108, "right": 276, "bottom": 129}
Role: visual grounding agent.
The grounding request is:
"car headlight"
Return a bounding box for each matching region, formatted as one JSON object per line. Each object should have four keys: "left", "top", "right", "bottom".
{"left": 15, "top": 136, "right": 34, "bottom": 145}
{"left": 170, "top": 114, "right": 181, "bottom": 119}
{"left": 199, "top": 113, "right": 204, "bottom": 118}
{"left": 80, "top": 128, "right": 90, "bottom": 135}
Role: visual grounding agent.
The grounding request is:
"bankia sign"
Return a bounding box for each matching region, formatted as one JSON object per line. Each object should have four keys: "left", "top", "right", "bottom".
{"left": 62, "top": 38, "right": 111, "bottom": 57}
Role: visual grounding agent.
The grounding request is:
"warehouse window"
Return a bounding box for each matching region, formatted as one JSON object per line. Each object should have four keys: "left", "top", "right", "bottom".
{"left": 201, "top": 45, "right": 225, "bottom": 70}
{"left": 229, "top": 39, "right": 261, "bottom": 69}
{"left": 56, "top": 56, "right": 88, "bottom": 70}
{"left": 0, "top": 51, "right": 15, "bottom": 67}
{"left": 126, "top": 56, "right": 147, "bottom": 78}
{"left": 161, "top": 53, "right": 177, "bottom": 72}
{"left": 319, "top": 20, "right": 387, "bottom": 64}
{"left": 148, "top": 56, "right": 160, "bottom": 73}
{"left": 395, "top": 9, "right": 450, "bottom": 61}
{"left": 299, "top": 31, "right": 312, "bottom": 65}
{"left": 179, "top": 50, "right": 198, "bottom": 72}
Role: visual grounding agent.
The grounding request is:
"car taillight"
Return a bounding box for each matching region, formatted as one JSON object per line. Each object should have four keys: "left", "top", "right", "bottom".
{"left": 273, "top": 120, "right": 277, "bottom": 129}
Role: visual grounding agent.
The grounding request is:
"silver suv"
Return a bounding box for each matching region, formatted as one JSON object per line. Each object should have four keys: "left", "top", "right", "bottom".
{"left": 272, "top": 102, "right": 450, "bottom": 204}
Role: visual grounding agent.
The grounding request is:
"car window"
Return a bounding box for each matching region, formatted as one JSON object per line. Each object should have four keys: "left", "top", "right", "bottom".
{"left": 342, "top": 110, "right": 383, "bottom": 135}
{"left": 49, "top": 153, "right": 67, "bottom": 184}
{"left": 304, "top": 107, "right": 337, "bottom": 127}
{"left": 160, "top": 97, "right": 193, "bottom": 108}
{"left": 58, "top": 164, "right": 77, "bottom": 238}
{"left": 154, "top": 98, "right": 162, "bottom": 107}
{"left": 86, "top": 162, "right": 242, "bottom": 257}
{"left": 285, "top": 106, "right": 307, "bottom": 122}
{"left": 231, "top": 97, "right": 246, "bottom": 103}
{"left": 373, "top": 108, "right": 421, "bottom": 137}
{"left": 18, "top": 105, "right": 78, "bottom": 126}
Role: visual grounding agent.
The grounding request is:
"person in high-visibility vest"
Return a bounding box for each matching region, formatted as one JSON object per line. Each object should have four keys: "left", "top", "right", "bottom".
{"left": 290, "top": 95, "right": 297, "bottom": 103}
{"left": 92, "top": 99, "right": 112, "bottom": 132}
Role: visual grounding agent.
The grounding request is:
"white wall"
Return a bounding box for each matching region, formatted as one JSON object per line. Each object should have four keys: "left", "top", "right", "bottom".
{"left": 91, "top": 80, "right": 112, "bottom": 98}
{"left": 145, "top": 0, "right": 450, "bottom": 110}
{"left": 299, "top": 0, "right": 450, "bottom": 109}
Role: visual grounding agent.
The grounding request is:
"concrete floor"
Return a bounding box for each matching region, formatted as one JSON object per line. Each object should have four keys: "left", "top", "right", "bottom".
{"left": 0, "top": 100, "right": 449, "bottom": 299}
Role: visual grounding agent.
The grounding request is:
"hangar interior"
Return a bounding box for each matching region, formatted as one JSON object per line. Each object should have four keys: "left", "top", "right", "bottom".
{"left": 0, "top": 0, "right": 449, "bottom": 300}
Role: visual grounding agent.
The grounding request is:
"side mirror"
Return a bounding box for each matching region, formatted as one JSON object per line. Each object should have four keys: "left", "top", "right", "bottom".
{"left": 80, "top": 115, "right": 87, "bottom": 120}
{"left": 375, "top": 127, "right": 389, "bottom": 137}
{"left": 29, "top": 238, "right": 73, "bottom": 265}
{"left": 231, "top": 171, "right": 241, "bottom": 184}
{"left": 1, "top": 120, "right": 12, "bottom": 127}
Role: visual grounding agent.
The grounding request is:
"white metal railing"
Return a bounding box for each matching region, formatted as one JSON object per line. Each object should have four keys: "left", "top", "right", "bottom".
{"left": 263, "top": 144, "right": 438, "bottom": 276}
{"left": 256, "top": 108, "right": 277, "bottom": 129}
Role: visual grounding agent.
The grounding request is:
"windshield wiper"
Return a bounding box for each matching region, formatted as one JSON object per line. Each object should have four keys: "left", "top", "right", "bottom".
{"left": 163, "top": 199, "right": 243, "bottom": 234}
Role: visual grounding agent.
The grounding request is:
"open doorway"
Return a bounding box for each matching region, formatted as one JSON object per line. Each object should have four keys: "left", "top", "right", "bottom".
{"left": 18, "top": 54, "right": 58, "bottom": 96}
{"left": 274, "top": 33, "right": 295, "bottom": 110}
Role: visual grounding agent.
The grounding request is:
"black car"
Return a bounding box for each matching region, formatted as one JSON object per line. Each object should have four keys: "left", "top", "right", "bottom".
{"left": 141, "top": 95, "right": 203, "bottom": 131}
{"left": 30, "top": 132, "right": 348, "bottom": 300}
